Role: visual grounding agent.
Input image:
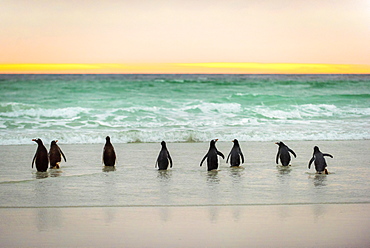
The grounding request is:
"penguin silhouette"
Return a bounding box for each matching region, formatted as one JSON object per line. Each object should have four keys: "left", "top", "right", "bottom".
{"left": 155, "top": 141, "right": 173, "bottom": 170}
{"left": 103, "top": 136, "right": 116, "bottom": 166}
{"left": 200, "top": 139, "right": 225, "bottom": 171}
{"left": 32, "top": 138, "right": 49, "bottom": 172}
{"left": 226, "top": 139, "right": 244, "bottom": 167}
{"left": 275, "top": 141, "right": 296, "bottom": 166}
{"left": 308, "top": 146, "right": 333, "bottom": 174}
{"left": 49, "top": 140, "right": 66, "bottom": 169}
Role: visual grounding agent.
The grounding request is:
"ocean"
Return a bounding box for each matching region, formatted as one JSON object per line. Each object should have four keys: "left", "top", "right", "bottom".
{"left": 1, "top": 74, "right": 369, "bottom": 145}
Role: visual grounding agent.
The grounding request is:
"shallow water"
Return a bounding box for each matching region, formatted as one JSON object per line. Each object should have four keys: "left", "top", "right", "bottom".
{"left": 1, "top": 141, "right": 369, "bottom": 208}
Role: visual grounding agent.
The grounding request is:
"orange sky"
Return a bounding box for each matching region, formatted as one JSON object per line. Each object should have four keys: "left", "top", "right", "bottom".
{"left": 1, "top": 0, "right": 369, "bottom": 74}
{"left": 1, "top": 63, "right": 370, "bottom": 74}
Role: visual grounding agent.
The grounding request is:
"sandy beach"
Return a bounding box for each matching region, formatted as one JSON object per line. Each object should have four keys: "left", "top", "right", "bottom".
{"left": 1, "top": 204, "right": 369, "bottom": 247}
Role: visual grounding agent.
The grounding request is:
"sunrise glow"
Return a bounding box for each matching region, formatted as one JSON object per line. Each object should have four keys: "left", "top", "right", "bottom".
{"left": 1, "top": 63, "right": 369, "bottom": 74}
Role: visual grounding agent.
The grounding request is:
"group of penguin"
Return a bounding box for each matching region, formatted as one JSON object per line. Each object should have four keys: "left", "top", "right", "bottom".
{"left": 32, "top": 139, "right": 66, "bottom": 172}
{"left": 32, "top": 137, "right": 333, "bottom": 174}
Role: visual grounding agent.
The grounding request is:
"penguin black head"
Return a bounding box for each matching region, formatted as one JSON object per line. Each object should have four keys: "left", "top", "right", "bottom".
{"left": 275, "top": 141, "right": 285, "bottom": 147}
{"left": 210, "top": 139, "right": 218, "bottom": 147}
{"left": 51, "top": 140, "right": 58, "bottom": 145}
{"left": 32, "top": 138, "right": 43, "bottom": 145}
{"left": 233, "top": 139, "right": 239, "bottom": 146}
{"left": 313, "top": 146, "right": 320, "bottom": 152}
{"left": 106, "top": 136, "right": 111, "bottom": 141}
{"left": 161, "top": 141, "right": 166, "bottom": 147}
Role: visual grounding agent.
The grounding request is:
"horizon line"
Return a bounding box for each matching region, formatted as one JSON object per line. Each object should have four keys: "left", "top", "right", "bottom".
{"left": 1, "top": 62, "right": 370, "bottom": 74}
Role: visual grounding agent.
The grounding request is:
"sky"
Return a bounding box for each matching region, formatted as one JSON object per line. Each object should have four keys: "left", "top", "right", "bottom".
{"left": 1, "top": 0, "right": 369, "bottom": 73}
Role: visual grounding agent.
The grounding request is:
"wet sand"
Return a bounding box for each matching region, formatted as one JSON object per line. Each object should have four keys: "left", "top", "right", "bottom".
{"left": 1, "top": 204, "right": 369, "bottom": 247}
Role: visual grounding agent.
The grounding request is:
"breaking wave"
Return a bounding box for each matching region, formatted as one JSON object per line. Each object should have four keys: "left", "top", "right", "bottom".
{"left": 1, "top": 74, "right": 369, "bottom": 144}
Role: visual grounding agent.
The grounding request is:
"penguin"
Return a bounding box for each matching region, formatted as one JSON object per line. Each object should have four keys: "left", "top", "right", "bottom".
{"left": 226, "top": 139, "right": 244, "bottom": 167}
{"left": 308, "top": 146, "right": 333, "bottom": 174}
{"left": 49, "top": 140, "right": 66, "bottom": 169}
{"left": 155, "top": 141, "right": 173, "bottom": 170}
{"left": 32, "top": 138, "right": 49, "bottom": 172}
{"left": 103, "top": 136, "right": 116, "bottom": 166}
{"left": 200, "top": 139, "right": 225, "bottom": 171}
{"left": 275, "top": 141, "right": 296, "bottom": 166}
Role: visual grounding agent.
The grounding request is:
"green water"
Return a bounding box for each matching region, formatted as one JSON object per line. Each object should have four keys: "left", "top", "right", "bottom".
{"left": 0, "top": 74, "right": 369, "bottom": 144}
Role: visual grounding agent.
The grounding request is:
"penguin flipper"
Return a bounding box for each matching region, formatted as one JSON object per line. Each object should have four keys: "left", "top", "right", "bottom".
{"left": 308, "top": 157, "right": 315, "bottom": 169}
{"left": 217, "top": 151, "right": 225, "bottom": 159}
{"left": 200, "top": 154, "right": 207, "bottom": 167}
{"left": 323, "top": 153, "right": 333, "bottom": 158}
{"left": 289, "top": 149, "right": 297, "bottom": 158}
{"left": 59, "top": 148, "right": 67, "bottom": 162}
{"left": 226, "top": 152, "right": 231, "bottom": 164}
{"left": 168, "top": 152, "right": 173, "bottom": 168}
{"left": 240, "top": 150, "right": 245, "bottom": 164}
{"left": 32, "top": 153, "right": 36, "bottom": 168}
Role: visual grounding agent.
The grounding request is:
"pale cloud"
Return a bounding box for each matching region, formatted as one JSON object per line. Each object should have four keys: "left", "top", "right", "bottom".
{"left": 1, "top": 0, "right": 369, "bottom": 64}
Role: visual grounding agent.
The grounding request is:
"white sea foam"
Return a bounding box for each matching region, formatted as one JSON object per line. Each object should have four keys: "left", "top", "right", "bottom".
{"left": 1, "top": 74, "right": 369, "bottom": 145}
{"left": 1, "top": 103, "right": 370, "bottom": 145}
{"left": 0, "top": 106, "right": 89, "bottom": 119}
{"left": 1, "top": 119, "right": 369, "bottom": 145}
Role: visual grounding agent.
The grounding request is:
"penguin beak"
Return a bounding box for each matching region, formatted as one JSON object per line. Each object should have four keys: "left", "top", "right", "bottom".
{"left": 32, "top": 139, "right": 36, "bottom": 142}
{"left": 56, "top": 140, "right": 58, "bottom": 143}
{"left": 215, "top": 139, "right": 218, "bottom": 142}
{"left": 275, "top": 142, "right": 278, "bottom": 145}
